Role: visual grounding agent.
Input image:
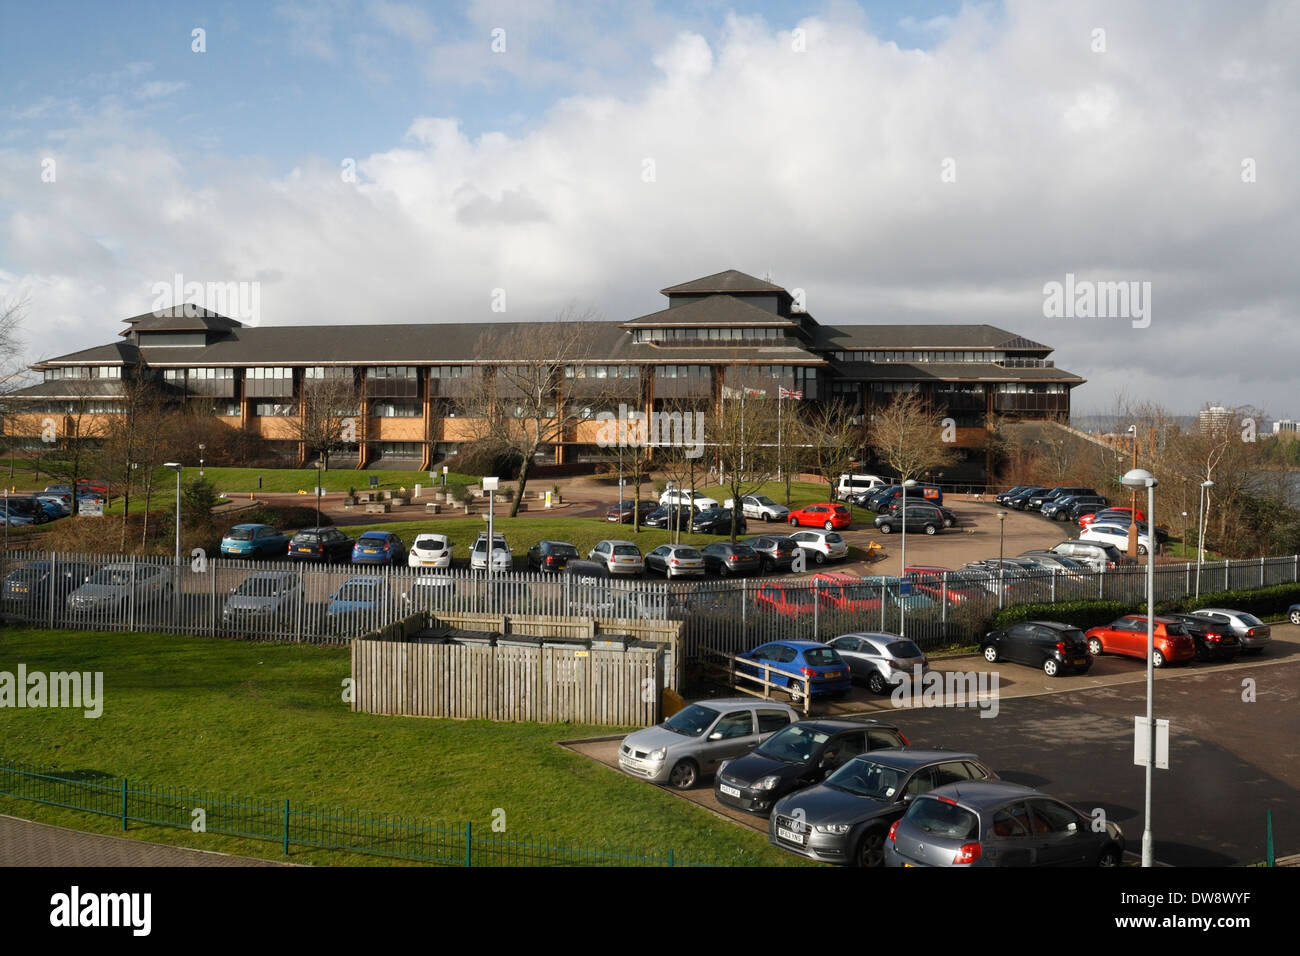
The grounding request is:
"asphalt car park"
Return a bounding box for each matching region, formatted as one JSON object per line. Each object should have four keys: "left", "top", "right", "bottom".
{"left": 567, "top": 628, "right": 1300, "bottom": 864}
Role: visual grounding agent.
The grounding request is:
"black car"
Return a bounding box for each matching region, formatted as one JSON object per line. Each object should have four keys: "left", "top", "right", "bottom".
{"left": 526, "top": 539, "right": 580, "bottom": 572}
{"left": 1066, "top": 498, "right": 1109, "bottom": 521}
{"left": 691, "top": 507, "right": 746, "bottom": 535}
{"left": 740, "top": 535, "right": 799, "bottom": 573}
{"left": 1043, "top": 495, "right": 1107, "bottom": 521}
{"left": 874, "top": 503, "right": 945, "bottom": 535}
{"left": 642, "top": 505, "right": 694, "bottom": 530}
{"left": 288, "top": 527, "right": 355, "bottom": 563}
{"left": 700, "top": 542, "right": 761, "bottom": 576}
{"left": 981, "top": 620, "right": 1092, "bottom": 677}
{"left": 769, "top": 750, "right": 997, "bottom": 867}
{"left": 1, "top": 560, "right": 94, "bottom": 610}
{"left": 3, "top": 496, "right": 51, "bottom": 524}
{"left": 1165, "top": 613, "right": 1243, "bottom": 662}
{"left": 713, "top": 717, "right": 907, "bottom": 816}
{"left": 994, "top": 485, "right": 1032, "bottom": 506}
{"left": 1029, "top": 486, "right": 1096, "bottom": 512}
{"left": 1006, "top": 486, "right": 1049, "bottom": 510}
{"left": 863, "top": 485, "right": 902, "bottom": 512}
{"left": 883, "top": 500, "right": 958, "bottom": 528}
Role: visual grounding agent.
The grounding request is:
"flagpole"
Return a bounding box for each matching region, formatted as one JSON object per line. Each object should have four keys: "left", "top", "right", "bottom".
{"left": 778, "top": 388, "right": 783, "bottom": 481}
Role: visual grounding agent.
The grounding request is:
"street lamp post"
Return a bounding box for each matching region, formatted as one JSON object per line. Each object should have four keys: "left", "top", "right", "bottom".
{"left": 198, "top": 443, "right": 206, "bottom": 479}
{"left": 1122, "top": 467, "right": 1158, "bottom": 868}
{"left": 898, "top": 479, "right": 916, "bottom": 638}
{"left": 315, "top": 460, "right": 324, "bottom": 530}
{"left": 483, "top": 476, "right": 499, "bottom": 576}
{"left": 1196, "top": 479, "right": 1214, "bottom": 598}
{"left": 1126, "top": 425, "right": 1139, "bottom": 559}
{"left": 997, "top": 511, "right": 1007, "bottom": 609}
{"left": 162, "top": 463, "right": 183, "bottom": 567}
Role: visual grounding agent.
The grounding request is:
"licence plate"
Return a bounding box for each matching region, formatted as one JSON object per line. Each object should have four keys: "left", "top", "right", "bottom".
{"left": 420, "top": 559, "right": 436, "bottom": 565}
{"left": 225, "top": 547, "right": 239, "bottom": 553}
{"left": 364, "top": 549, "right": 377, "bottom": 554}
{"left": 13, "top": 586, "right": 28, "bottom": 593}
{"left": 777, "top": 828, "right": 805, "bottom": 845}
{"left": 1072, "top": 659, "right": 1087, "bottom": 667}
{"left": 720, "top": 784, "right": 741, "bottom": 798}
{"left": 824, "top": 671, "right": 841, "bottom": 679}
{"left": 295, "top": 547, "right": 311, "bottom": 553}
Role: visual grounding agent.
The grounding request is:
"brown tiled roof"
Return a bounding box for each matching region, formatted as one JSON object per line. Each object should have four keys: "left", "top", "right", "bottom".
{"left": 659, "top": 270, "right": 787, "bottom": 295}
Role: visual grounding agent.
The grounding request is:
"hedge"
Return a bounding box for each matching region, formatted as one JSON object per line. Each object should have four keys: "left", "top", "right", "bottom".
{"left": 982, "top": 582, "right": 1300, "bottom": 635}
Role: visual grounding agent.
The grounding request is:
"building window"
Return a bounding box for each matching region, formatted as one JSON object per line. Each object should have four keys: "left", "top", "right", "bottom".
{"left": 254, "top": 402, "right": 298, "bottom": 417}
{"left": 374, "top": 441, "right": 422, "bottom": 459}
{"left": 372, "top": 402, "right": 422, "bottom": 417}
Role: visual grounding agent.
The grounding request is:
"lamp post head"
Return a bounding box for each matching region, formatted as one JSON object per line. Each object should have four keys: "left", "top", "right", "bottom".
{"left": 997, "top": 511, "right": 1007, "bottom": 521}
{"left": 1201, "top": 479, "right": 1214, "bottom": 488}
{"left": 1121, "top": 468, "right": 1156, "bottom": 489}
{"left": 902, "top": 479, "right": 917, "bottom": 489}
{"left": 162, "top": 462, "right": 182, "bottom": 471}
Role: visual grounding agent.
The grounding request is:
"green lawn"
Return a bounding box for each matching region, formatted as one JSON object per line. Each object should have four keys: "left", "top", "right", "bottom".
{"left": 0, "top": 627, "right": 799, "bottom": 866}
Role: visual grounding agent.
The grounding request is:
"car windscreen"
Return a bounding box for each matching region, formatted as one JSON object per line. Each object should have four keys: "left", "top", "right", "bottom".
{"left": 825, "top": 757, "right": 906, "bottom": 799}
{"left": 613, "top": 545, "right": 640, "bottom": 556}
{"left": 1237, "top": 613, "right": 1264, "bottom": 627}
{"left": 754, "top": 496, "right": 777, "bottom": 506}
{"left": 235, "top": 577, "right": 288, "bottom": 597}
{"left": 294, "top": 533, "right": 321, "bottom": 544}
{"left": 7, "top": 567, "right": 47, "bottom": 583}
{"left": 662, "top": 704, "right": 718, "bottom": 737}
{"left": 414, "top": 536, "right": 447, "bottom": 549}
{"left": 755, "top": 725, "right": 831, "bottom": 763}
{"left": 674, "top": 548, "right": 702, "bottom": 559}
{"left": 906, "top": 798, "right": 980, "bottom": 840}
{"left": 551, "top": 544, "right": 579, "bottom": 556}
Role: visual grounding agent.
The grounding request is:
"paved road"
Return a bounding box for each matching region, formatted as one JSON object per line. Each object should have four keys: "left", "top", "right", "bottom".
{"left": 0, "top": 815, "right": 288, "bottom": 866}
{"left": 570, "top": 635, "right": 1300, "bottom": 866}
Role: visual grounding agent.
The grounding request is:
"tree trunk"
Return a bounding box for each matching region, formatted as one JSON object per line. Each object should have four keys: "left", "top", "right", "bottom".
{"left": 511, "top": 458, "right": 531, "bottom": 518}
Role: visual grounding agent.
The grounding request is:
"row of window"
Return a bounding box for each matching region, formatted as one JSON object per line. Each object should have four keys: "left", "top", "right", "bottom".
{"left": 633, "top": 327, "right": 785, "bottom": 343}
{"left": 42, "top": 366, "right": 122, "bottom": 380}
{"left": 828, "top": 350, "right": 1008, "bottom": 364}
{"left": 563, "top": 365, "right": 640, "bottom": 379}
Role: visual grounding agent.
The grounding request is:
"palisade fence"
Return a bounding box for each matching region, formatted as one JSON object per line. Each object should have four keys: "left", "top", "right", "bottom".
{"left": 2, "top": 548, "right": 1299, "bottom": 660}
{"left": 0, "top": 760, "right": 731, "bottom": 866}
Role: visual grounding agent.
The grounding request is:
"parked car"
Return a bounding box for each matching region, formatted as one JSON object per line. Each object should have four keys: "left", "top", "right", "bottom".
{"left": 860, "top": 575, "right": 936, "bottom": 611}
{"left": 326, "top": 575, "right": 388, "bottom": 620}
{"left": 643, "top": 544, "right": 705, "bottom": 578}
{"left": 836, "top": 473, "right": 887, "bottom": 500}
{"left": 289, "top": 527, "right": 355, "bottom": 564}
{"left": 617, "top": 698, "right": 799, "bottom": 790}
{"left": 526, "top": 539, "right": 579, "bottom": 572}
{"left": 469, "top": 531, "right": 511, "bottom": 571}
{"left": 66, "top": 563, "right": 171, "bottom": 612}
{"left": 0, "top": 509, "right": 34, "bottom": 527}
{"left": 811, "top": 572, "right": 885, "bottom": 614}
{"left": 1016, "top": 551, "right": 1091, "bottom": 576}
{"left": 716, "top": 717, "right": 907, "bottom": 817}
{"left": 754, "top": 582, "right": 820, "bottom": 618}
{"left": 788, "top": 502, "right": 851, "bottom": 531}
{"left": 1290, "top": 602, "right": 1300, "bottom": 626}
{"left": 43, "top": 483, "right": 74, "bottom": 495}
{"left": 2, "top": 560, "right": 94, "bottom": 609}
{"left": 1006, "top": 486, "right": 1049, "bottom": 510}
{"left": 34, "top": 496, "right": 70, "bottom": 519}
{"left": 861, "top": 485, "right": 902, "bottom": 511}
{"left": 1081, "top": 521, "right": 1157, "bottom": 556}
{"left": 659, "top": 488, "right": 719, "bottom": 511}
{"left": 700, "top": 541, "right": 760, "bottom": 576}
{"left": 740, "top": 534, "right": 799, "bottom": 573}
{"left": 1029, "top": 486, "right": 1096, "bottom": 512}
{"left": 587, "top": 539, "right": 644, "bottom": 576}
{"left": 885, "top": 781, "right": 1125, "bottom": 867}
{"left": 981, "top": 620, "right": 1092, "bottom": 677}
{"left": 221, "top": 571, "right": 302, "bottom": 627}
{"left": 1050, "top": 539, "right": 1129, "bottom": 571}
{"left": 400, "top": 532, "right": 451, "bottom": 569}
{"left": 903, "top": 568, "right": 989, "bottom": 607}
{"left": 352, "top": 530, "right": 408, "bottom": 566}
{"left": 788, "top": 529, "right": 849, "bottom": 565}
{"left": 1080, "top": 506, "right": 1146, "bottom": 529}
{"left": 1043, "top": 494, "right": 1108, "bottom": 521}
{"left": 221, "top": 523, "right": 291, "bottom": 559}
{"left": 1188, "top": 608, "right": 1271, "bottom": 655}
{"left": 605, "top": 500, "right": 658, "bottom": 524}
{"left": 875, "top": 503, "right": 945, "bottom": 535}
{"left": 994, "top": 485, "right": 1033, "bottom": 506}
{"left": 1164, "top": 612, "right": 1243, "bottom": 662}
{"left": 735, "top": 640, "right": 852, "bottom": 701}
{"left": 642, "top": 505, "right": 694, "bottom": 530}
{"left": 873, "top": 484, "right": 944, "bottom": 508}
{"left": 691, "top": 507, "right": 747, "bottom": 535}
{"left": 725, "top": 494, "right": 791, "bottom": 522}
{"left": 771, "top": 750, "right": 995, "bottom": 866}
{"left": 3, "top": 497, "right": 50, "bottom": 524}
{"left": 826, "top": 632, "right": 928, "bottom": 695}
{"left": 1085, "top": 615, "right": 1196, "bottom": 667}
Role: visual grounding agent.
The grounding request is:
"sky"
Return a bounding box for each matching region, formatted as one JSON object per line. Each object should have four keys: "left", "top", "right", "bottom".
{"left": 1, "top": 0, "right": 1296, "bottom": 418}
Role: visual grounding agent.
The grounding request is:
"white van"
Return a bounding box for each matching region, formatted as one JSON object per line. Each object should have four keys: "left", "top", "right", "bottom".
{"left": 836, "top": 473, "right": 886, "bottom": 499}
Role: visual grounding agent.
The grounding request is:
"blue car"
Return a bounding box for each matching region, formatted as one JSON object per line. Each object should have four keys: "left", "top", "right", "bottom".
{"left": 327, "top": 576, "right": 387, "bottom": 616}
{"left": 351, "top": 530, "right": 406, "bottom": 565}
{"left": 736, "top": 640, "right": 853, "bottom": 700}
{"left": 220, "top": 523, "right": 291, "bottom": 558}
{"left": 1289, "top": 604, "right": 1300, "bottom": 627}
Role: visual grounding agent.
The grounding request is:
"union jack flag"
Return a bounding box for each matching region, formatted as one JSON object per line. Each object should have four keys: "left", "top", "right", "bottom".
{"left": 779, "top": 387, "right": 803, "bottom": 400}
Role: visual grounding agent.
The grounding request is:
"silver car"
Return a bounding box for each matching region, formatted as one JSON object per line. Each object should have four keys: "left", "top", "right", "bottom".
{"left": 1190, "top": 608, "right": 1271, "bottom": 654}
{"left": 826, "top": 632, "right": 929, "bottom": 696}
{"left": 66, "top": 563, "right": 171, "bottom": 612}
{"left": 588, "top": 540, "right": 644, "bottom": 576}
{"left": 470, "top": 533, "right": 511, "bottom": 571}
{"left": 222, "top": 571, "right": 302, "bottom": 626}
{"left": 618, "top": 698, "right": 799, "bottom": 789}
{"left": 788, "top": 530, "right": 849, "bottom": 565}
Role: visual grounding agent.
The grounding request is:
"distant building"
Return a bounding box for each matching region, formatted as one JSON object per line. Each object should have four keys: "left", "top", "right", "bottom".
{"left": 1273, "top": 419, "right": 1300, "bottom": 436}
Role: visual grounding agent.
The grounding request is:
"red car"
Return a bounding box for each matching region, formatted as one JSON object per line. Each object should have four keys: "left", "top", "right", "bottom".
{"left": 788, "top": 502, "right": 851, "bottom": 531}
{"left": 1079, "top": 506, "right": 1146, "bottom": 529}
{"left": 810, "top": 572, "right": 883, "bottom": 612}
{"left": 754, "top": 583, "right": 819, "bottom": 618}
{"left": 1084, "top": 615, "right": 1196, "bottom": 667}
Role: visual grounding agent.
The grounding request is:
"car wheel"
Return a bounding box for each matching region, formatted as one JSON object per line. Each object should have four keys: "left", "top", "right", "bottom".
{"left": 879, "top": 524, "right": 893, "bottom": 534}
{"left": 855, "top": 828, "right": 887, "bottom": 868}
{"left": 1151, "top": 649, "right": 1165, "bottom": 668}
{"left": 718, "top": 564, "right": 730, "bottom": 577}
{"left": 762, "top": 558, "right": 774, "bottom": 573}
{"left": 763, "top": 514, "right": 772, "bottom": 523}
{"left": 813, "top": 551, "right": 825, "bottom": 566}
{"left": 1098, "top": 846, "right": 1121, "bottom": 867}
{"left": 924, "top": 524, "right": 938, "bottom": 535}
{"left": 824, "top": 521, "right": 834, "bottom": 531}
{"left": 868, "top": 671, "right": 888, "bottom": 695}
{"left": 668, "top": 760, "right": 699, "bottom": 790}
{"left": 1291, "top": 610, "right": 1300, "bottom": 625}
{"left": 983, "top": 645, "right": 998, "bottom": 663}
{"left": 1088, "top": 637, "right": 1103, "bottom": 656}
{"left": 944, "top": 518, "right": 955, "bottom": 528}
{"left": 789, "top": 517, "right": 799, "bottom": 526}
{"left": 1043, "top": 658, "right": 1060, "bottom": 677}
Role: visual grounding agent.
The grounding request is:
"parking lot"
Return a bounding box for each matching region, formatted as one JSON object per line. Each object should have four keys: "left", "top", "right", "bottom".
{"left": 568, "top": 629, "right": 1300, "bottom": 865}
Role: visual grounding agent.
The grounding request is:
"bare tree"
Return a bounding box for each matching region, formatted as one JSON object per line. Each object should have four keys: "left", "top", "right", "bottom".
{"left": 0, "top": 296, "right": 31, "bottom": 479}
{"left": 712, "top": 390, "right": 779, "bottom": 542}
{"left": 868, "top": 392, "right": 957, "bottom": 482}
{"left": 798, "top": 399, "right": 860, "bottom": 502}
{"left": 462, "top": 311, "right": 611, "bottom": 517}
{"left": 292, "top": 370, "right": 361, "bottom": 469}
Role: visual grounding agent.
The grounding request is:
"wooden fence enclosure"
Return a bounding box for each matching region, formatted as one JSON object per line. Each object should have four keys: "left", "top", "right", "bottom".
{"left": 352, "top": 627, "right": 664, "bottom": 726}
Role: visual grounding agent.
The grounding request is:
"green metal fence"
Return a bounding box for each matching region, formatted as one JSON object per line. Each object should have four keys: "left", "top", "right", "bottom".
{"left": 0, "top": 758, "right": 726, "bottom": 866}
